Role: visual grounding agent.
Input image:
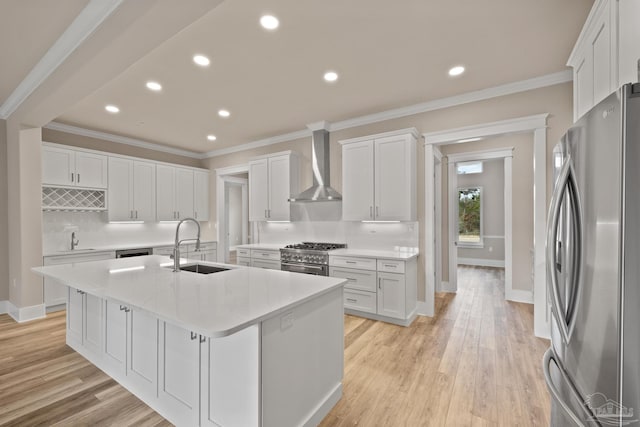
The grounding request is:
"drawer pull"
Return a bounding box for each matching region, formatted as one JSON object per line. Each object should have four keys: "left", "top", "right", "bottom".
{"left": 345, "top": 261, "right": 357, "bottom": 264}
{"left": 190, "top": 331, "right": 198, "bottom": 340}
{"left": 346, "top": 278, "right": 357, "bottom": 282}
{"left": 346, "top": 298, "right": 358, "bottom": 303}
{"left": 384, "top": 264, "right": 397, "bottom": 268}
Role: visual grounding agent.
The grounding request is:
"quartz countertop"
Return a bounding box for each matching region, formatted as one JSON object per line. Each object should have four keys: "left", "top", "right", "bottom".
{"left": 329, "top": 248, "right": 419, "bottom": 260}
{"left": 32, "top": 255, "right": 346, "bottom": 338}
{"left": 43, "top": 240, "right": 217, "bottom": 257}
{"left": 235, "top": 243, "right": 289, "bottom": 251}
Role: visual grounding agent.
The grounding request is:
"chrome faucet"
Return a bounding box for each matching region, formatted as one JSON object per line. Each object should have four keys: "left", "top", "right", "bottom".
{"left": 71, "top": 231, "right": 79, "bottom": 250}
{"left": 172, "top": 217, "right": 201, "bottom": 272}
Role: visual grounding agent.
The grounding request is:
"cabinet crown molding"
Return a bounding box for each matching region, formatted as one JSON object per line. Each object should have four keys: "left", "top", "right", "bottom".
{"left": 338, "top": 128, "right": 419, "bottom": 145}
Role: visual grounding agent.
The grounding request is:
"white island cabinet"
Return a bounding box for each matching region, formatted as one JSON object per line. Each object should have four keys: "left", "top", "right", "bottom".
{"left": 33, "top": 256, "right": 346, "bottom": 427}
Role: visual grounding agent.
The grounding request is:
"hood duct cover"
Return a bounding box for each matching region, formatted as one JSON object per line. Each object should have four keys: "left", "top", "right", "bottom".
{"left": 289, "top": 128, "right": 342, "bottom": 202}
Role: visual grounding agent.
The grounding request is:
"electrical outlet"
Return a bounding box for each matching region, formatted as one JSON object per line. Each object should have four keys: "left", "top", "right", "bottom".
{"left": 281, "top": 312, "right": 294, "bottom": 330}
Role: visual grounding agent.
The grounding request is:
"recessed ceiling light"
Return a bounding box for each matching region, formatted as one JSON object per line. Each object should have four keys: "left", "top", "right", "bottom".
{"left": 146, "top": 81, "right": 162, "bottom": 91}
{"left": 324, "top": 71, "right": 338, "bottom": 82}
{"left": 207, "top": 135, "right": 217, "bottom": 141}
{"left": 193, "top": 54, "right": 210, "bottom": 66}
{"left": 260, "top": 15, "right": 279, "bottom": 30}
{"left": 105, "top": 105, "right": 120, "bottom": 113}
{"left": 448, "top": 65, "right": 465, "bottom": 76}
{"left": 218, "top": 109, "right": 230, "bottom": 118}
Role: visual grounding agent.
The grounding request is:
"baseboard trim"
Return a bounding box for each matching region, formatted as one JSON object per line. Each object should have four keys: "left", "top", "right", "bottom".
{"left": 344, "top": 309, "right": 417, "bottom": 327}
{"left": 506, "top": 289, "right": 534, "bottom": 304}
{"left": 302, "top": 383, "right": 343, "bottom": 427}
{"left": 416, "top": 301, "right": 433, "bottom": 317}
{"left": 7, "top": 302, "right": 46, "bottom": 323}
{"left": 437, "top": 281, "right": 456, "bottom": 293}
{"left": 458, "top": 258, "right": 505, "bottom": 268}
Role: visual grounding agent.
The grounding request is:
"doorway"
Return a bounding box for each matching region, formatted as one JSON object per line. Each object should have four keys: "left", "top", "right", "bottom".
{"left": 216, "top": 165, "right": 250, "bottom": 264}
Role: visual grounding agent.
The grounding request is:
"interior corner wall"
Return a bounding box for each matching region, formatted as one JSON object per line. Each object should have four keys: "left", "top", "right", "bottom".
{"left": 0, "top": 119, "right": 9, "bottom": 301}
{"left": 7, "top": 123, "right": 44, "bottom": 309}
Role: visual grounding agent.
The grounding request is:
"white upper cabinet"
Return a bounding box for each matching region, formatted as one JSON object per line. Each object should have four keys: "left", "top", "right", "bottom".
{"left": 341, "top": 129, "right": 417, "bottom": 221}
{"left": 194, "top": 170, "right": 209, "bottom": 221}
{"left": 569, "top": 0, "right": 640, "bottom": 121}
{"left": 157, "top": 165, "right": 196, "bottom": 221}
{"left": 249, "top": 152, "right": 298, "bottom": 221}
{"left": 42, "top": 144, "right": 108, "bottom": 189}
{"left": 618, "top": 0, "right": 640, "bottom": 86}
{"left": 108, "top": 158, "right": 156, "bottom": 222}
{"left": 341, "top": 141, "right": 374, "bottom": 221}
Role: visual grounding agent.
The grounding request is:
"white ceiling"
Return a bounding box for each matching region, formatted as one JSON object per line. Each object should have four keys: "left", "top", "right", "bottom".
{"left": 5, "top": 0, "right": 593, "bottom": 154}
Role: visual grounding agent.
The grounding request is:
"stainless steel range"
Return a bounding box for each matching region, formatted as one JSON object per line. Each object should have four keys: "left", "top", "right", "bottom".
{"left": 280, "top": 242, "right": 347, "bottom": 276}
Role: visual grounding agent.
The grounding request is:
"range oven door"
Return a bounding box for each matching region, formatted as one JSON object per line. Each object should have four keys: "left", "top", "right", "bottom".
{"left": 281, "top": 262, "right": 328, "bottom": 276}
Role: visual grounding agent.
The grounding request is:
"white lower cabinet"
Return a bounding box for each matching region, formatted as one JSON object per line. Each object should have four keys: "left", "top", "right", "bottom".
{"left": 377, "top": 272, "right": 406, "bottom": 319}
{"left": 103, "top": 300, "right": 127, "bottom": 377}
{"left": 66, "top": 288, "right": 103, "bottom": 358}
{"left": 158, "top": 322, "right": 200, "bottom": 426}
{"left": 249, "top": 248, "right": 281, "bottom": 270}
{"left": 330, "top": 255, "right": 417, "bottom": 325}
{"left": 127, "top": 308, "right": 159, "bottom": 400}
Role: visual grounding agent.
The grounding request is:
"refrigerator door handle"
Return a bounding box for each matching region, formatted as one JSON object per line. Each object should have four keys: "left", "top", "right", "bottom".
{"left": 543, "top": 348, "right": 590, "bottom": 427}
{"left": 546, "top": 156, "right": 584, "bottom": 344}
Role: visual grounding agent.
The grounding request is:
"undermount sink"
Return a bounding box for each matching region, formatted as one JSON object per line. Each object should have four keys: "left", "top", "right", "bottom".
{"left": 171, "top": 263, "right": 230, "bottom": 274}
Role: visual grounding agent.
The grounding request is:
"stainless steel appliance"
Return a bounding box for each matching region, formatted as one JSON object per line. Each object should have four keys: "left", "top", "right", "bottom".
{"left": 115, "top": 247, "right": 153, "bottom": 258}
{"left": 280, "top": 242, "right": 346, "bottom": 276}
{"left": 544, "top": 83, "right": 640, "bottom": 426}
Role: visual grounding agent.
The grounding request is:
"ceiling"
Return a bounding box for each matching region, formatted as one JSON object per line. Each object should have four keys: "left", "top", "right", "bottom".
{"left": 5, "top": 0, "right": 593, "bottom": 154}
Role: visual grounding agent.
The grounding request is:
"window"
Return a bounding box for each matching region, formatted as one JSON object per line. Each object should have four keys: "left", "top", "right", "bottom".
{"left": 458, "top": 187, "right": 482, "bottom": 247}
{"left": 457, "top": 161, "right": 483, "bottom": 175}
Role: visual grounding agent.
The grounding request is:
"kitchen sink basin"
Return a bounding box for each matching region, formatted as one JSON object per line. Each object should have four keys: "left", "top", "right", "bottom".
{"left": 173, "top": 264, "right": 230, "bottom": 274}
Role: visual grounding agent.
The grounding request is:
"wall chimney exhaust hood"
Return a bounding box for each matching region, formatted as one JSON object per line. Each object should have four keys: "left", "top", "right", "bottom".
{"left": 289, "top": 122, "right": 342, "bottom": 202}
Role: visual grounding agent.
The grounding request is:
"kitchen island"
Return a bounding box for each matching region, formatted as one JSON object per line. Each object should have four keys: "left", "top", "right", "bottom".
{"left": 32, "top": 255, "right": 346, "bottom": 427}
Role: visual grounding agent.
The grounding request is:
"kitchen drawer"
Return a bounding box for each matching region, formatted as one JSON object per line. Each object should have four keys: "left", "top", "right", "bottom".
{"left": 237, "top": 257, "right": 251, "bottom": 267}
{"left": 330, "top": 256, "right": 376, "bottom": 271}
{"left": 344, "top": 289, "right": 376, "bottom": 314}
{"left": 153, "top": 246, "right": 174, "bottom": 256}
{"left": 44, "top": 251, "right": 116, "bottom": 264}
{"left": 377, "top": 259, "right": 405, "bottom": 274}
{"left": 330, "top": 267, "right": 377, "bottom": 292}
{"left": 237, "top": 248, "right": 251, "bottom": 257}
{"left": 251, "top": 259, "right": 281, "bottom": 270}
{"left": 251, "top": 249, "right": 281, "bottom": 261}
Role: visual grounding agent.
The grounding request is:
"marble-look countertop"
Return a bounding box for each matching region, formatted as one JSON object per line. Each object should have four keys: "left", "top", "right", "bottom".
{"left": 32, "top": 255, "right": 346, "bottom": 338}
{"left": 329, "top": 248, "right": 419, "bottom": 260}
{"left": 43, "top": 240, "right": 217, "bottom": 257}
{"left": 234, "top": 243, "right": 289, "bottom": 251}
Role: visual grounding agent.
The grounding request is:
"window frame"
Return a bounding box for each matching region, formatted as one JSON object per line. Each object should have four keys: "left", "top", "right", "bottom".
{"left": 457, "top": 186, "right": 484, "bottom": 248}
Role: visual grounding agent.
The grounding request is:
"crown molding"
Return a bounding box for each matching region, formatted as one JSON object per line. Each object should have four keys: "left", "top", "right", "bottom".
{"left": 44, "top": 122, "right": 205, "bottom": 159}
{"left": 0, "top": 0, "right": 124, "bottom": 119}
{"left": 205, "top": 70, "right": 571, "bottom": 158}
{"left": 43, "top": 70, "right": 570, "bottom": 160}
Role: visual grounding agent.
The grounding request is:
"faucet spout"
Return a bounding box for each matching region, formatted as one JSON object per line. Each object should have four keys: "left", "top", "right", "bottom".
{"left": 173, "top": 218, "right": 201, "bottom": 272}
{"left": 71, "top": 231, "right": 79, "bottom": 250}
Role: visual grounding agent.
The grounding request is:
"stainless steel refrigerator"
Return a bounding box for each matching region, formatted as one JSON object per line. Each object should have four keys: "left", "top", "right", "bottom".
{"left": 544, "top": 83, "right": 640, "bottom": 426}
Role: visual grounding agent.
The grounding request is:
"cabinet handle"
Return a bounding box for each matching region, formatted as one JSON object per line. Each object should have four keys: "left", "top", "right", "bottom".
{"left": 268, "top": 209, "right": 271, "bottom": 218}
{"left": 190, "top": 331, "right": 198, "bottom": 340}
{"left": 346, "top": 298, "right": 357, "bottom": 303}
{"left": 370, "top": 206, "right": 373, "bottom": 218}
{"left": 119, "top": 305, "right": 126, "bottom": 311}
{"left": 125, "top": 307, "right": 130, "bottom": 313}
{"left": 135, "top": 210, "right": 138, "bottom": 219}
{"left": 346, "top": 278, "right": 356, "bottom": 282}
{"left": 378, "top": 277, "right": 382, "bottom": 289}
{"left": 194, "top": 211, "right": 198, "bottom": 219}
{"left": 71, "top": 173, "right": 74, "bottom": 183}
{"left": 346, "top": 261, "right": 356, "bottom": 264}
{"left": 199, "top": 335, "right": 206, "bottom": 343}
{"left": 376, "top": 206, "right": 379, "bottom": 217}
{"left": 177, "top": 211, "right": 180, "bottom": 219}
{"left": 76, "top": 289, "right": 85, "bottom": 294}
{"left": 265, "top": 209, "right": 268, "bottom": 218}
{"left": 77, "top": 174, "right": 80, "bottom": 183}
{"left": 384, "top": 264, "right": 396, "bottom": 268}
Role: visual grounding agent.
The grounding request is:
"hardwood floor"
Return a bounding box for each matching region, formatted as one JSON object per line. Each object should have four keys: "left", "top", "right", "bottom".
{"left": 0, "top": 266, "right": 550, "bottom": 426}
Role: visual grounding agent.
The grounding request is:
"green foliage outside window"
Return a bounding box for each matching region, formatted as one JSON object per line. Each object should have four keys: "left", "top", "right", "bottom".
{"left": 458, "top": 187, "right": 481, "bottom": 243}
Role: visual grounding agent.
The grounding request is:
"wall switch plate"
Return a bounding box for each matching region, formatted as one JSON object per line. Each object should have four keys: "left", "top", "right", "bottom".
{"left": 281, "top": 312, "right": 294, "bottom": 330}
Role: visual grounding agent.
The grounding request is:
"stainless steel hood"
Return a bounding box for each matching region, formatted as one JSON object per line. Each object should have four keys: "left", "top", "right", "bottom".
{"left": 289, "top": 126, "right": 342, "bottom": 202}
